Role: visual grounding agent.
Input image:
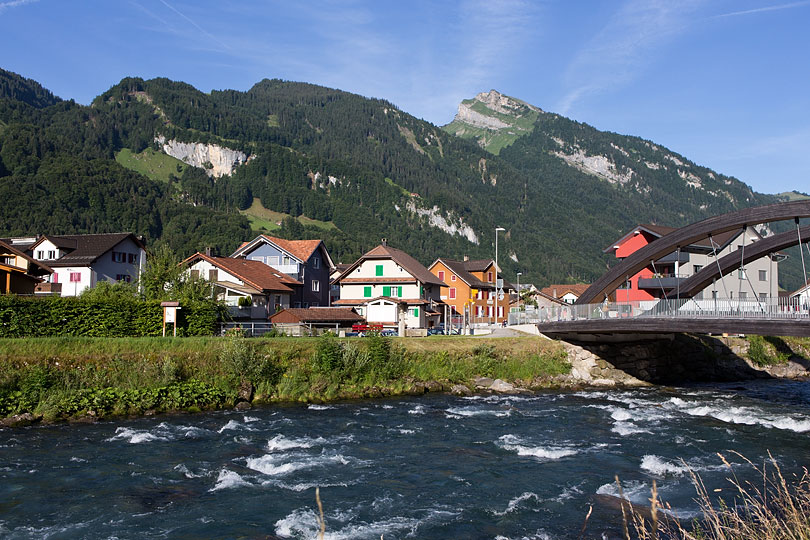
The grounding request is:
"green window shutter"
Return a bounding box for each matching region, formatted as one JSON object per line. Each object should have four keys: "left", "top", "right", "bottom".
{"left": 397, "top": 286, "right": 402, "bottom": 297}
{"left": 420, "top": 286, "right": 424, "bottom": 296}
{"left": 383, "top": 286, "right": 391, "bottom": 296}
{"left": 376, "top": 264, "right": 383, "bottom": 276}
{"left": 364, "top": 286, "right": 372, "bottom": 298}
{"left": 413, "top": 308, "right": 419, "bottom": 317}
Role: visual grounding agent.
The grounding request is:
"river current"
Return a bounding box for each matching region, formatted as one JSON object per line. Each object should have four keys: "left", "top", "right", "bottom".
{"left": 1, "top": 380, "right": 809, "bottom": 539}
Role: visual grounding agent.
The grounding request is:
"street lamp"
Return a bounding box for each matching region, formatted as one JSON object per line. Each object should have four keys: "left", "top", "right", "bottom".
{"left": 516, "top": 272, "right": 522, "bottom": 311}
{"left": 494, "top": 227, "right": 505, "bottom": 324}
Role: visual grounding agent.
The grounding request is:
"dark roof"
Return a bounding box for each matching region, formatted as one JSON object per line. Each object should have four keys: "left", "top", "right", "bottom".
{"left": 270, "top": 307, "right": 364, "bottom": 324}
{"left": 463, "top": 259, "right": 495, "bottom": 272}
{"left": 337, "top": 244, "right": 446, "bottom": 287}
{"left": 540, "top": 284, "right": 592, "bottom": 299}
{"left": 30, "top": 233, "right": 145, "bottom": 267}
{"left": 183, "top": 253, "right": 296, "bottom": 293}
{"left": 432, "top": 258, "right": 489, "bottom": 288}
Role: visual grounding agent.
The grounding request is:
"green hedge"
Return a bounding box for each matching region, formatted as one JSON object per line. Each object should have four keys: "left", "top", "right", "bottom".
{"left": 0, "top": 296, "right": 223, "bottom": 337}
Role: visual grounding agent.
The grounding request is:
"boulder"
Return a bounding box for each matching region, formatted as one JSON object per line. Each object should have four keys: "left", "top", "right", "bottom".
{"left": 1, "top": 412, "right": 43, "bottom": 428}
{"left": 406, "top": 382, "right": 428, "bottom": 395}
{"left": 450, "top": 384, "right": 473, "bottom": 396}
{"left": 474, "top": 377, "right": 494, "bottom": 388}
{"left": 424, "top": 380, "right": 444, "bottom": 393}
{"left": 237, "top": 380, "right": 254, "bottom": 403}
{"left": 489, "top": 379, "right": 516, "bottom": 393}
{"left": 234, "top": 401, "right": 252, "bottom": 411}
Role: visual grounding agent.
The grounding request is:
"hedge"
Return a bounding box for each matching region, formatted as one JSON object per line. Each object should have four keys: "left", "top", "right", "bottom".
{"left": 0, "top": 296, "right": 223, "bottom": 337}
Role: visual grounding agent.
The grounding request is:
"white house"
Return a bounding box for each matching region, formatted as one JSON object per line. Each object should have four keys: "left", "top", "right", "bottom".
{"left": 27, "top": 233, "right": 146, "bottom": 296}
{"left": 332, "top": 242, "right": 447, "bottom": 331}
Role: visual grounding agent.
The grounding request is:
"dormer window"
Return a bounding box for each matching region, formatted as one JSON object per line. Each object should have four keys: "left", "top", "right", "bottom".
{"left": 488, "top": 272, "right": 493, "bottom": 282}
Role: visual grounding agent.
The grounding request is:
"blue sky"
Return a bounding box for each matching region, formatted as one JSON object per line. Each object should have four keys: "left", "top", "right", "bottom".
{"left": 1, "top": 0, "right": 808, "bottom": 195}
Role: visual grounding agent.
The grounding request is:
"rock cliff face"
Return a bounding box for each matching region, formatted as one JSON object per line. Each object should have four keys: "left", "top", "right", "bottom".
{"left": 155, "top": 136, "right": 248, "bottom": 177}
{"left": 451, "top": 90, "right": 541, "bottom": 130}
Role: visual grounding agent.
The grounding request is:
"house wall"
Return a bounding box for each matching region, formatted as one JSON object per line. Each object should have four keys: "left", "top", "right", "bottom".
{"left": 468, "top": 264, "right": 510, "bottom": 323}
{"left": 431, "top": 261, "right": 472, "bottom": 320}
{"left": 52, "top": 267, "right": 94, "bottom": 296}
{"left": 340, "top": 282, "right": 420, "bottom": 301}
{"left": 32, "top": 239, "right": 69, "bottom": 262}
{"left": 90, "top": 238, "right": 145, "bottom": 285}
{"left": 241, "top": 242, "right": 330, "bottom": 307}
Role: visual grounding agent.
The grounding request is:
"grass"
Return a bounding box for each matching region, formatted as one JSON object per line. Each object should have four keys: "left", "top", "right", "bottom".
{"left": 385, "top": 177, "right": 411, "bottom": 197}
{"left": 240, "top": 198, "right": 338, "bottom": 232}
{"left": 115, "top": 147, "right": 189, "bottom": 183}
{"left": 267, "top": 114, "right": 279, "bottom": 127}
{"left": 0, "top": 335, "right": 570, "bottom": 421}
{"left": 443, "top": 98, "right": 540, "bottom": 155}
{"left": 746, "top": 335, "right": 810, "bottom": 367}
{"left": 617, "top": 452, "right": 810, "bottom": 539}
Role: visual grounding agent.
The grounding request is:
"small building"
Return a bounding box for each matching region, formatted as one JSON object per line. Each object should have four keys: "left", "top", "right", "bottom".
{"left": 332, "top": 242, "right": 447, "bottom": 330}
{"left": 25, "top": 233, "right": 146, "bottom": 296}
{"left": 269, "top": 307, "right": 364, "bottom": 336}
{"left": 182, "top": 252, "right": 298, "bottom": 320}
{"left": 539, "top": 284, "right": 593, "bottom": 305}
{"left": 329, "top": 263, "right": 351, "bottom": 305}
{"left": 790, "top": 280, "right": 810, "bottom": 306}
{"left": 231, "top": 235, "right": 334, "bottom": 308}
{"left": 0, "top": 239, "right": 52, "bottom": 295}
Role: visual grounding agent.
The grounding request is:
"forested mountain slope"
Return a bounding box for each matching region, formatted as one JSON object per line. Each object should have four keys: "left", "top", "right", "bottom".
{"left": 0, "top": 69, "right": 802, "bottom": 290}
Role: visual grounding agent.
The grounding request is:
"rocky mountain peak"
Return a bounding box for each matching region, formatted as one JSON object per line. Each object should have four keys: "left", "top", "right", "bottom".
{"left": 473, "top": 89, "right": 541, "bottom": 116}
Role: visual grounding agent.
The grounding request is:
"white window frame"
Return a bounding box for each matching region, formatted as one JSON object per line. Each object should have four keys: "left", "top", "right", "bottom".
{"left": 311, "top": 280, "right": 320, "bottom": 292}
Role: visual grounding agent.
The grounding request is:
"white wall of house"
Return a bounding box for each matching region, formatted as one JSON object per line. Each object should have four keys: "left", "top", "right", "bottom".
{"left": 340, "top": 282, "right": 421, "bottom": 301}
{"left": 351, "top": 259, "right": 413, "bottom": 279}
{"left": 32, "top": 240, "right": 68, "bottom": 262}
{"left": 52, "top": 267, "right": 94, "bottom": 296}
{"left": 186, "top": 259, "right": 290, "bottom": 309}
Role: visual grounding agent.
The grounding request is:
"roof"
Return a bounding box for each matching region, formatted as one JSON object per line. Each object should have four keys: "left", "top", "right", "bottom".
{"left": 333, "top": 297, "right": 433, "bottom": 306}
{"left": 606, "top": 224, "right": 744, "bottom": 253}
{"left": 233, "top": 234, "right": 334, "bottom": 268}
{"left": 182, "top": 253, "right": 296, "bottom": 293}
{"left": 29, "top": 233, "right": 145, "bottom": 267}
{"left": 0, "top": 239, "right": 52, "bottom": 276}
{"left": 431, "top": 258, "right": 489, "bottom": 289}
{"left": 336, "top": 244, "right": 446, "bottom": 287}
{"left": 540, "top": 284, "right": 592, "bottom": 299}
{"left": 270, "top": 307, "right": 364, "bottom": 324}
{"left": 463, "top": 259, "right": 496, "bottom": 272}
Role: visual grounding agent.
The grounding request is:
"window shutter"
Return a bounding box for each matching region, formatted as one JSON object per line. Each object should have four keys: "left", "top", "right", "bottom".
{"left": 397, "top": 286, "right": 402, "bottom": 297}
{"left": 364, "top": 286, "right": 372, "bottom": 298}
{"left": 376, "top": 264, "right": 383, "bottom": 276}
{"left": 383, "top": 286, "right": 391, "bottom": 297}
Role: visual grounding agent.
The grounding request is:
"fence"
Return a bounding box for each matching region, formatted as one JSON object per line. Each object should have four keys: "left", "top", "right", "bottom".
{"left": 509, "top": 296, "right": 810, "bottom": 326}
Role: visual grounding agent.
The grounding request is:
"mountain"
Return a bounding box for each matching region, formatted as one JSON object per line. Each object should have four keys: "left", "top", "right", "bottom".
{"left": 0, "top": 69, "right": 804, "bottom": 290}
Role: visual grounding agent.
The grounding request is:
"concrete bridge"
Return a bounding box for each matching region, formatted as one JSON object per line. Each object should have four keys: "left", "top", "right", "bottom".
{"left": 535, "top": 201, "right": 810, "bottom": 338}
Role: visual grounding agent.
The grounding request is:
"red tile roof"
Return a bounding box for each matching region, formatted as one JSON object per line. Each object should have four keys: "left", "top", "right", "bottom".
{"left": 183, "top": 253, "right": 296, "bottom": 293}
{"left": 540, "top": 284, "right": 592, "bottom": 299}
{"left": 270, "top": 307, "right": 364, "bottom": 324}
{"left": 260, "top": 235, "right": 324, "bottom": 263}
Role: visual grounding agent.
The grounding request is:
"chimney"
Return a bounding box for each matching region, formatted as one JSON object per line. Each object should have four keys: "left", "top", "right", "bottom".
{"left": 463, "top": 255, "right": 469, "bottom": 262}
{"left": 553, "top": 288, "right": 558, "bottom": 299}
{"left": 205, "top": 247, "right": 213, "bottom": 257}
{"left": 381, "top": 238, "right": 387, "bottom": 247}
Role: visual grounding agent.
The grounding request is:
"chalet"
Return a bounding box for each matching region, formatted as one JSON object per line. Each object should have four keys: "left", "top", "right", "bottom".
{"left": 182, "top": 252, "right": 297, "bottom": 320}
{"left": 231, "top": 235, "right": 334, "bottom": 308}
{"left": 606, "top": 224, "right": 782, "bottom": 306}
{"left": 24, "top": 233, "right": 146, "bottom": 296}
{"left": 0, "top": 239, "right": 52, "bottom": 295}
{"left": 428, "top": 257, "right": 513, "bottom": 324}
{"left": 332, "top": 242, "right": 447, "bottom": 331}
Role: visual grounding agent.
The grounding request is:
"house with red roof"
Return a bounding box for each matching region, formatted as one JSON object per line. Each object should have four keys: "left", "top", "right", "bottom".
{"left": 182, "top": 252, "right": 298, "bottom": 320}
{"left": 0, "top": 239, "right": 52, "bottom": 295}
{"left": 428, "top": 256, "right": 513, "bottom": 325}
{"left": 332, "top": 242, "right": 447, "bottom": 331}
{"left": 231, "top": 235, "right": 334, "bottom": 308}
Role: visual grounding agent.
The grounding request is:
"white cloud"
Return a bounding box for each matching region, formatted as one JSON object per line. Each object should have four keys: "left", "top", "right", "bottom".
{"left": 0, "top": 0, "right": 38, "bottom": 15}
{"left": 714, "top": 0, "right": 810, "bottom": 18}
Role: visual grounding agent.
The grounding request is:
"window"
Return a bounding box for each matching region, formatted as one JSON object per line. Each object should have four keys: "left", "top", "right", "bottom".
{"left": 112, "top": 251, "right": 126, "bottom": 263}
{"left": 268, "top": 256, "right": 280, "bottom": 265}
{"left": 477, "top": 289, "right": 483, "bottom": 300}
{"left": 693, "top": 264, "right": 703, "bottom": 273}
{"left": 313, "top": 257, "right": 320, "bottom": 269}
{"left": 487, "top": 306, "right": 493, "bottom": 318}
{"left": 498, "top": 306, "right": 503, "bottom": 318}
{"left": 760, "top": 293, "right": 767, "bottom": 301}
{"left": 36, "top": 250, "right": 43, "bottom": 259}
{"left": 438, "top": 271, "right": 445, "bottom": 281}
{"left": 0, "top": 256, "right": 12, "bottom": 265}
{"left": 759, "top": 270, "right": 767, "bottom": 281}
{"left": 451, "top": 274, "right": 456, "bottom": 282}
{"left": 47, "top": 250, "right": 56, "bottom": 259}
{"left": 449, "top": 287, "right": 456, "bottom": 299}
{"left": 740, "top": 291, "right": 747, "bottom": 299}
{"left": 283, "top": 255, "right": 291, "bottom": 265}
{"left": 294, "top": 302, "right": 301, "bottom": 308}
{"left": 476, "top": 306, "right": 483, "bottom": 317}
{"left": 311, "top": 280, "right": 320, "bottom": 292}
{"left": 208, "top": 269, "right": 218, "bottom": 281}
{"left": 303, "top": 302, "right": 309, "bottom": 308}
{"left": 251, "top": 256, "right": 264, "bottom": 263}
{"left": 738, "top": 269, "right": 746, "bottom": 279}
{"left": 488, "top": 272, "right": 493, "bottom": 282}
{"left": 69, "top": 272, "right": 81, "bottom": 282}
{"left": 364, "top": 286, "right": 372, "bottom": 298}
{"left": 376, "top": 264, "right": 384, "bottom": 277}
{"left": 312, "top": 302, "right": 319, "bottom": 307}
{"left": 190, "top": 269, "right": 200, "bottom": 279}
{"left": 128, "top": 253, "right": 138, "bottom": 264}
{"left": 116, "top": 274, "right": 131, "bottom": 283}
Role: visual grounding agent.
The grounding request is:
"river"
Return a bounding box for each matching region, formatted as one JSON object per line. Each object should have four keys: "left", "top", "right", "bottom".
{"left": 1, "top": 380, "right": 809, "bottom": 539}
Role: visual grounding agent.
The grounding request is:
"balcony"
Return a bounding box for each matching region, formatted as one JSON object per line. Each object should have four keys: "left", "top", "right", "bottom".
{"left": 637, "top": 274, "right": 689, "bottom": 290}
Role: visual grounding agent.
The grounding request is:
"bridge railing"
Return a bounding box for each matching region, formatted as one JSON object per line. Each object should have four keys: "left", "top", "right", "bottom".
{"left": 519, "top": 296, "right": 810, "bottom": 326}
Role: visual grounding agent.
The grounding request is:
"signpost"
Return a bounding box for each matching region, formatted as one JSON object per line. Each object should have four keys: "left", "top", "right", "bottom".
{"left": 161, "top": 301, "right": 180, "bottom": 337}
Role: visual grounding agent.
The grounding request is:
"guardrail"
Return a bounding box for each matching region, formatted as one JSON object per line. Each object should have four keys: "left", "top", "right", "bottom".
{"left": 509, "top": 296, "right": 810, "bottom": 326}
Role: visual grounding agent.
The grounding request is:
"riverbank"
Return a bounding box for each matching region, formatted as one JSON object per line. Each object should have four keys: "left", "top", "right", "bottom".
{"left": 2, "top": 333, "right": 809, "bottom": 427}
{"left": 0, "top": 334, "right": 571, "bottom": 426}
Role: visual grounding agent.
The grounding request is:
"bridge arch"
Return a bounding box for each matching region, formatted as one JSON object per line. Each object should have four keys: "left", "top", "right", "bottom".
{"left": 664, "top": 224, "right": 810, "bottom": 299}
{"left": 576, "top": 200, "right": 810, "bottom": 305}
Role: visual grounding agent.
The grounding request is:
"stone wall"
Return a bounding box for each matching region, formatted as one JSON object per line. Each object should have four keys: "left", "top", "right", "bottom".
{"left": 561, "top": 334, "right": 810, "bottom": 387}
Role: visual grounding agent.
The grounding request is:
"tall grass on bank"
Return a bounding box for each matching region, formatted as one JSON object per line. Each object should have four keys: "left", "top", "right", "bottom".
{"left": 607, "top": 452, "right": 810, "bottom": 539}
{"left": 0, "top": 334, "right": 569, "bottom": 421}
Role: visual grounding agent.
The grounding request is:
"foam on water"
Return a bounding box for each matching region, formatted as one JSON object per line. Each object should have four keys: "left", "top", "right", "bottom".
{"left": 678, "top": 403, "right": 810, "bottom": 432}
{"left": 494, "top": 492, "right": 542, "bottom": 516}
{"left": 446, "top": 406, "right": 512, "bottom": 418}
{"left": 243, "top": 415, "right": 259, "bottom": 422}
{"left": 408, "top": 404, "right": 426, "bottom": 415}
{"left": 596, "top": 480, "right": 651, "bottom": 505}
{"left": 265, "top": 434, "right": 351, "bottom": 452}
{"left": 275, "top": 507, "right": 455, "bottom": 540}
{"left": 246, "top": 452, "right": 350, "bottom": 476}
{"left": 640, "top": 455, "right": 689, "bottom": 476}
{"left": 217, "top": 420, "right": 244, "bottom": 433}
{"left": 174, "top": 463, "right": 208, "bottom": 479}
{"left": 497, "top": 435, "right": 577, "bottom": 460}
{"left": 612, "top": 421, "right": 650, "bottom": 436}
{"left": 308, "top": 404, "right": 337, "bottom": 410}
{"left": 107, "top": 426, "right": 168, "bottom": 444}
{"left": 209, "top": 469, "right": 252, "bottom": 492}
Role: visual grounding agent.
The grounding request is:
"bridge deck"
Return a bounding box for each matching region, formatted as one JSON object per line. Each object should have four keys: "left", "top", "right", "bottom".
{"left": 537, "top": 318, "right": 810, "bottom": 337}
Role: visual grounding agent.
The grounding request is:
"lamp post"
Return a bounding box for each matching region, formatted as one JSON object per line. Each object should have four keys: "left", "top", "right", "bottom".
{"left": 494, "top": 227, "right": 505, "bottom": 324}
{"left": 516, "top": 271, "right": 522, "bottom": 311}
